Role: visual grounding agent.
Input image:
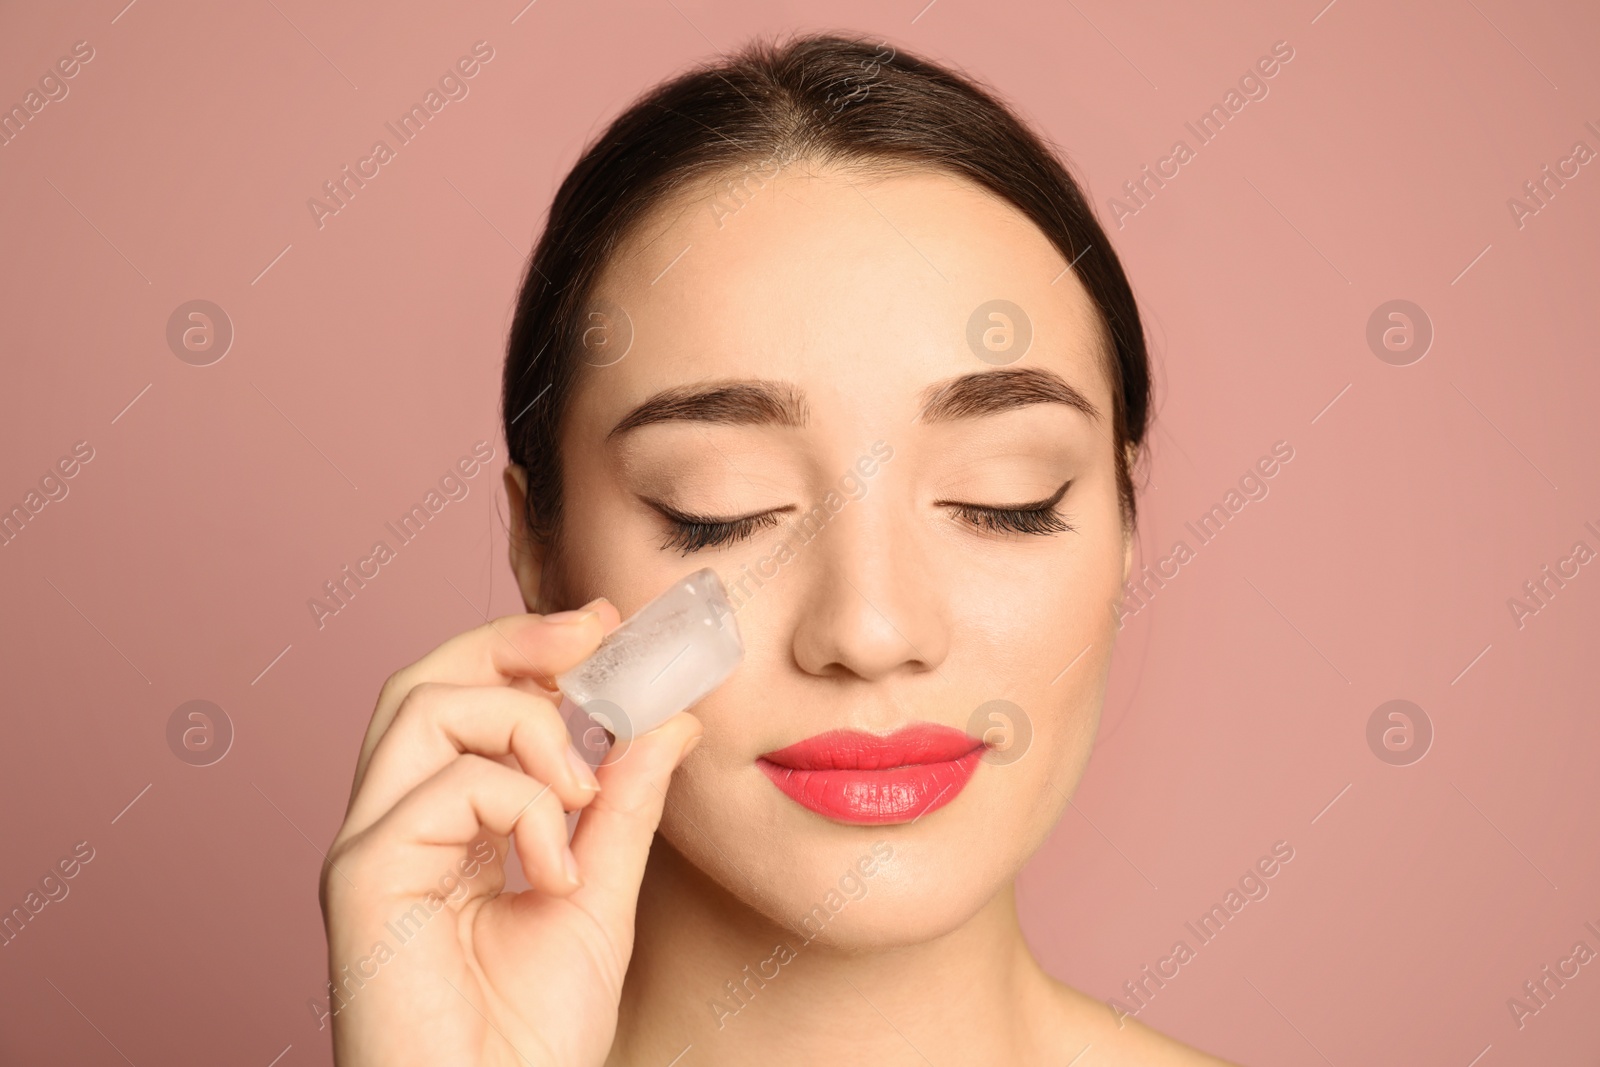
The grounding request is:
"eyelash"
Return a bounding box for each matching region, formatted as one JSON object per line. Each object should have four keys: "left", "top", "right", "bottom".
{"left": 946, "top": 502, "right": 1076, "bottom": 536}
{"left": 655, "top": 481, "right": 1075, "bottom": 554}
{"left": 657, "top": 506, "right": 785, "bottom": 555}
{"left": 940, "top": 478, "right": 1076, "bottom": 539}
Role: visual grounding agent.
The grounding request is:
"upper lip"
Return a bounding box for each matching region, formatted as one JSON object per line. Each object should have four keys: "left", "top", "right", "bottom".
{"left": 759, "top": 724, "right": 983, "bottom": 770}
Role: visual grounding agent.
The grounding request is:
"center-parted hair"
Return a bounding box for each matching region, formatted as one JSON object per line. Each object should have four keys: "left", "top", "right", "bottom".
{"left": 503, "top": 32, "right": 1151, "bottom": 552}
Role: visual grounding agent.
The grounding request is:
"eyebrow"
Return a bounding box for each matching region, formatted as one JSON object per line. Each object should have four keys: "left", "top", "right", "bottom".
{"left": 606, "top": 366, "right": 1098, "bottom": 439}
{"left": 917, "top": 367, "right": 1101, "bottom": 424}
{"left": 607, "top": 380, "right": 810, "bottom": 439}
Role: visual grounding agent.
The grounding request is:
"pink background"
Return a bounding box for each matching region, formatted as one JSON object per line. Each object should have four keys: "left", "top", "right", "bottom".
{"left": 2, "top": 0, "right": 1597, "bottom": 1063}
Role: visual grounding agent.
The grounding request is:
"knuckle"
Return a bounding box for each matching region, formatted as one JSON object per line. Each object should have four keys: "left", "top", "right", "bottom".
{"left": 319, "top": 836, "right": 365, "bottom": 907}
{"left": 377, "top": 666, "right": 412, "bottom": 708}
{"left": 317, "top": 859, "right": 334, "bottom": 911}
{"left": 482, "top": 613, "right": 529, "bottom": 648}
{"left": 453, "top": 751, "right": 500, "bottom": 785}
{"left": 597, "top": 787, "right": 664, "bottom": 828}
{"left": 394, "top": 680, "right": 449, "bottom": 724}
{"left": 520, "top": 693, "right": 570, "bottom": 748}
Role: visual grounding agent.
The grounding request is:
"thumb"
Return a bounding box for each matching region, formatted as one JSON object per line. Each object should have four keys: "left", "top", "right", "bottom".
{"left": 565, "top": 711, "right": 702, "bottom": 941}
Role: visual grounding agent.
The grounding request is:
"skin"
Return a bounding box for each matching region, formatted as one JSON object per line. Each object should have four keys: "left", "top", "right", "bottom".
{"left": 322, "top": 162, "right": 1238, "bottom": 1065}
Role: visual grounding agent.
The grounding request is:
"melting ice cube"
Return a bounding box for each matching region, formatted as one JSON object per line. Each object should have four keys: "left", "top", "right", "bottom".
{"left": 556, "top": 568, "right": 743, "bottom": 748}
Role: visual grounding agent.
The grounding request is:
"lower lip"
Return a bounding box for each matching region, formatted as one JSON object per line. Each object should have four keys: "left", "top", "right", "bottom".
{"left": 757, "top": 747, "right": 985, "bottom": 824}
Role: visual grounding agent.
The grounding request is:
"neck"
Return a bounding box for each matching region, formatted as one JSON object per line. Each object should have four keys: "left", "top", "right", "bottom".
{"left": 611, "top": 839, "right": 1058, "bottom": 1065}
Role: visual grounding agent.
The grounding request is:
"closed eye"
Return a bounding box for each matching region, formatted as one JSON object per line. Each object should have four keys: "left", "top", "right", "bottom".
{"left": 649, "top": 500, "right": 793, "bottom": 555}
{"left": 935, "top": 478, "right": 1075, "bottom": 537}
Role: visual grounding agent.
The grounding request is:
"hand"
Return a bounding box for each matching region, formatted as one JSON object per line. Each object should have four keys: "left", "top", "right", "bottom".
{"left": 319, "top": 601, "right": 704, "bottom": 1066}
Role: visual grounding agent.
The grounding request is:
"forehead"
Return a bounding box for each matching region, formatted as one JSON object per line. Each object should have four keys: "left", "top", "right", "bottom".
{"left": 573, "top": 163, "right": 1110, "bottom": 430}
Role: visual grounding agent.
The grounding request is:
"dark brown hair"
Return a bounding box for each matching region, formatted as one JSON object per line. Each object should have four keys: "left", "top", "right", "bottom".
{"left": 503, "top": 31, "right": 1150, "bottom": 557}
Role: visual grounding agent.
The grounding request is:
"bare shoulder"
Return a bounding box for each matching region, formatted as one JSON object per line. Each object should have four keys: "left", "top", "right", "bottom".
{"left": 1035, "top": 978, "right": 1244, "bottom": 1067}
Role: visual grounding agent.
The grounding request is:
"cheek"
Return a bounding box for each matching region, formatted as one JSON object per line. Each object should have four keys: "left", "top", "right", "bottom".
{"left": 951, "top": 486, "right": 1126, "bottom": 699}
{"left": 953, "top": 492, "right": 1123, "bottom": 821}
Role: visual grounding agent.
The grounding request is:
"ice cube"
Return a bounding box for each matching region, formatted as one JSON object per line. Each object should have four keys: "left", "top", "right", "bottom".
{"left": 556, "top": 568, "right": 743, "bottom": 747}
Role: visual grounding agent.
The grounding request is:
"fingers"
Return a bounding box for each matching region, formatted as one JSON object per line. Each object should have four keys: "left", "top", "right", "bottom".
{"left": 331, "top": 600, "right": 710, "bottom": 945}
{"left": 344, "top": 683, "right": 601, "bottom": 839}
{"left": 337, "top": 754, "right": 582, "bottom": 901}
{"left": 566, "top": 711, "right": 704, "bottom": 936}
{"left": 353, "top": 600, "right": 621, "bottom": 791}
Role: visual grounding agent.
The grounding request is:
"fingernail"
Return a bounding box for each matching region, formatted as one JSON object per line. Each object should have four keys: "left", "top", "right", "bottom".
{"left": 680, "top": 734, "right": 703, "bottom": 760}
{"left": 543, "top": 608, "right": 598, "bottom": 626}
{"left": 565, "top": 745, "right": 602, "bottom": 793}
{"left": 561, "top": 845, "right": 582, "bottom": 887}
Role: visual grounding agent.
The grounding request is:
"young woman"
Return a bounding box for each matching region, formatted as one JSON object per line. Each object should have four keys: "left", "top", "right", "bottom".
{"left": 322, "top": 32, "right": 1237, "bottom": 1066}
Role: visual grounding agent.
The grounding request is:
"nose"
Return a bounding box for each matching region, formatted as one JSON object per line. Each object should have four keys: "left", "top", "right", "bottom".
{"left": 788, "top": 493, "right": 951, "bottom": 682}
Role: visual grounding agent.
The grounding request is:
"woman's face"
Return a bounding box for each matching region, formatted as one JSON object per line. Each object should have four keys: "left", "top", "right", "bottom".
{"left": 518, "top": 162, "right": 1130, "bottom": 946}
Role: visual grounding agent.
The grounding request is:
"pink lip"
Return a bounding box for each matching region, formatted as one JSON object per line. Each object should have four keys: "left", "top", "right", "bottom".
{"left": 757, "top": 724, "right": 986, "bottom": 824}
